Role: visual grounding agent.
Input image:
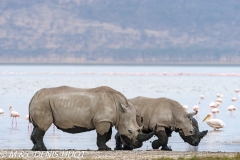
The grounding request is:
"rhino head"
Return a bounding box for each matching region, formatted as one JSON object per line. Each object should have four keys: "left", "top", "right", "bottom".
{"left": 177, "top": 111, "right": 198, "bottom": 136}
{"left": 117, "top": 102, "right": 156, "bottom": 149}
{"left": 179, "top": 117, "right": 208, "bottom": 146}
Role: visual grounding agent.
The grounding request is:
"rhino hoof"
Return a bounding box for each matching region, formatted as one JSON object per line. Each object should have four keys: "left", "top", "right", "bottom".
{"left": 31, "top": 144, "right": 37, "bottom": 151}
{"left": 152, "top": 140, "right": 161, "bottom": 149}
{"left": 123, "top": 145, "right": 133, "bottom": 150}
{"left": 161, "top": 146, "right": 172, "bottom": 151}
{"left": 98, "top": 146, "right": 111, "bottom": 151}
{"left": 114, "top": 146, "right": 123, "bottom": 150}
{"left": 32, "top": 144, "right": 47, "bottom": 151}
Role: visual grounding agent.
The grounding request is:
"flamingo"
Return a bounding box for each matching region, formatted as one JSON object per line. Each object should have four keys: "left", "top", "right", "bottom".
{"left": 0, "top": 108, "right": 4, "bottom": 114}
{"left": 235, "top": 89, "right": 240, "bottom": 93}
{"left": 202, "top": 113, "right": 225, "bottom": 130}
{"left": 232, "top": 97, "right": 238, "bottom": 101}
{"left": 227, "top": 105, "right": 236, "bottom": 117}
{"left": 216, "top": 94, "right": 223, "bottom": 98}
{"left": 191, "top": 95, "right": 203, "bottom": 118}
{"left": 216, "top": 98, "right": 223, "bottom": 103}
{"left": 25, "top": 114, "right": 29, "bottom": 120}
{"left": 192, "top": 105, "right": 199, "bottom": 118}
{"left": 193, "top": 105, "right": 199, "bottom": 112}
{"left": 211, "top": 108, "right": 219, "bottom": 118}
{"left": 182, "top": 105, "right": 188, "bottom": 111}
{"left": 209, "top": 101, "right": 217, "bottom": 108}
{"left": 215, "top": 102, "right": 221, "bottom": 107}
{"left": 197, "top": 94, "right": 204, "bottom": 106}
{"left": 9, "top": 106, "right": 20, "bottom": 127}
{"left": 25, "top": 114, "right": 33, "bottom": 130}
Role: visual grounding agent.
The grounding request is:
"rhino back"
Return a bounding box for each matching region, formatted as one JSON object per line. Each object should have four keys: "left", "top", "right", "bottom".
{"left": 29, "top": 86, "right": 126, "bottom": 131}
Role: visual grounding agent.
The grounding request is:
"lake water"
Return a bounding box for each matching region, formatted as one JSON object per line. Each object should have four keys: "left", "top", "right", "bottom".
{"left": 0, "top": 65, "right": 240, "bottom": 152}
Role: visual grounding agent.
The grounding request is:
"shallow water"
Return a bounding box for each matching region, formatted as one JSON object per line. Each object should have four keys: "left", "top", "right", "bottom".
{"left": 0, "top": 65, "right": 240, "bottom": 151}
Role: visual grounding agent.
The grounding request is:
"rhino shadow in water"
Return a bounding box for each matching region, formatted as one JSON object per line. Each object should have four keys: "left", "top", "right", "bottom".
{"left": 29, "top": 86, "right": 156, "bottom": 151}
{"left": 114, "top": 97, "right": 208, "bottom": 151}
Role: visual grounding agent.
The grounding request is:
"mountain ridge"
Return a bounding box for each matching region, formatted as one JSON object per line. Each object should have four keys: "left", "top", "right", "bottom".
{"left": 0, "top": 0, "right": 240, "bottom": 64}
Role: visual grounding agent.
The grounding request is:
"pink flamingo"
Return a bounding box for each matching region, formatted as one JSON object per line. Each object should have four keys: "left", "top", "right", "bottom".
{"left": 211, "top": 108, "right": 219, "bottom": 118}
{"left": 182, "top": 105, "right": 188, "bottom": 111}
{"left": 193, "top": 105, "right": 199, "bottom": 118}
{"left": 209, "top": 101, "right": 216, "bottom": 108}
{"left": 193, "top": 105, "right": 199, "bottom": 111}
{"left": 25, "top": 114, "right": 33, "bottom": 130}
{"left": 9, "top": 106, "right": 20, "bottom": 127}
{"left": 0, "top": 108, "right": 4, "bottom": 114}
{"left": 192, "top": 94, "right": 203, "bottom": 118}
{"left": 232, "top": 97, "right": 238, "bottom": 101}
{"left": 227, "top": 105, "right": 236, "bottom": 117}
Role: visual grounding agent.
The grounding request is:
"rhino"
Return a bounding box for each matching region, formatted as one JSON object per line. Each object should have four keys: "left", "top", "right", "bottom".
{"left": 29, "top": 86, "right": 156, "bottom": 151}
{"left": 114, "top": 97, "right": 208, "bottom": 150}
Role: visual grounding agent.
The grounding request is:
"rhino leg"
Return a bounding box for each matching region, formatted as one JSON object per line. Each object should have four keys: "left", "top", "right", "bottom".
{"left": 96, "top": 122, "right": 111, "bottom": 151}
{"left": 106, "top": 127, "right": 112, "bottom": 143}
{"left": 152, "top": 129, "right": 172, "bottom": 151}
{"left": 165, "top": 127, "right": 173, "bottom": 137}
{"left": 114, "top": 132, "right": 133, "bottom": 150}
{"left": 31, "top": 120, "right": 47, "bottom": 151}
{"left": 30, "top": 126, "right": 37, "bottom": 150}
{"left": 114, "top": 132, "right": 123, "bottom": 150}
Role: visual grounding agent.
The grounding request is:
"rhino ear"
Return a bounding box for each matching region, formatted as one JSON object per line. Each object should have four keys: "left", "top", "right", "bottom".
{"left": 119, "top": 103, "right": 128, "bottom": 112}
{"left": 187, "top": 111, "right": 198, "bottom": 118}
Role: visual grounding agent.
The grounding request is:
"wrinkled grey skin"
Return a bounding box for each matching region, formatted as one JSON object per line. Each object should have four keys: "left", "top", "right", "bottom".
{"left": 29, "top": 86, "right": 156, "bottom": 151}
{"left": 114, "top": 97, "right": 208, "bottom": 151}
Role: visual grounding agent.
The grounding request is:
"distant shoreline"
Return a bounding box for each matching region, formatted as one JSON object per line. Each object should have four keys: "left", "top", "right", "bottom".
{"left": 0, "top": 62, "right": 240, "bottom": 66}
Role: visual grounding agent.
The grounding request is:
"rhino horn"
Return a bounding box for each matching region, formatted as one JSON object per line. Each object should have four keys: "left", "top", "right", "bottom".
{"left": 199, "top": 130, "right": 208, "bottom": 138}
{"left": 187, "top": 111, "right": 198, "bottom": 118}
{"left": 137, "top": 131, "right": 154, "bottom": 142}
{"left": 137, "top": 125, "right": 157, "bottom": 142}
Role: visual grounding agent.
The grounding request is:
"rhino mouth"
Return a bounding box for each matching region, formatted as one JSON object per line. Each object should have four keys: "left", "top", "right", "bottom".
{"left": 179, "top": 126, "right": 208, "bottom": 146}
{"left": 120, "top": 135, "right": 142, "bottom": 149}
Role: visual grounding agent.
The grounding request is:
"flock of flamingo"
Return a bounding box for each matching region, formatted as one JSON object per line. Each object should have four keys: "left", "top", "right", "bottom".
{"left": 1, "top": 71, "right": 240, "bottom": 77}
{"left": 181, "top": 88, "right": 239, "bottom": 130}
{"left": 0, "top": 88, "right": 239, "bottom": 131}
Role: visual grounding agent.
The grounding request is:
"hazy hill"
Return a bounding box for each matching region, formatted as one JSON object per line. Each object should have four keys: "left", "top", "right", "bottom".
{"left": 0, "top": 0, "right": 240, "bottom": 64}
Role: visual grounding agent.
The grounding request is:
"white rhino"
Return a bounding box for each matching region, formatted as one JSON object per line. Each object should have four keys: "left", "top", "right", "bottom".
{"left": 29, "top": 86, "right": 156, "bottom": 151}
{"left": 115, "top": 96, "right": 207, "bottom": 150}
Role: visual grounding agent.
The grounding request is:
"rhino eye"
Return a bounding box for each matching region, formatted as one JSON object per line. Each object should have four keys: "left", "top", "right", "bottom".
{"left": 190, "top": 130, "right": 193, "bottom": 134}
{"left": 128, "top": 130, "right": 132, "bottom": 134}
